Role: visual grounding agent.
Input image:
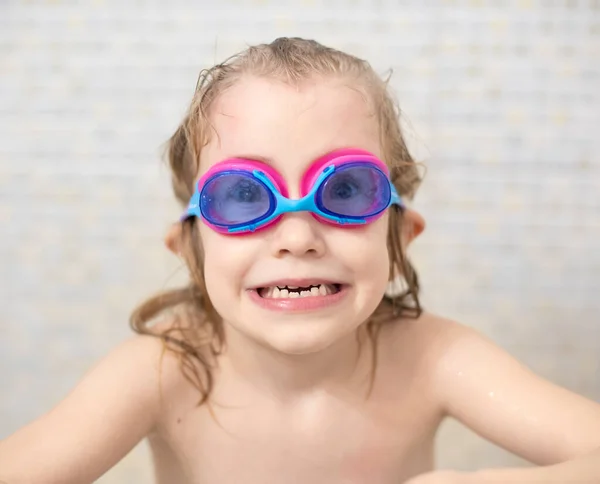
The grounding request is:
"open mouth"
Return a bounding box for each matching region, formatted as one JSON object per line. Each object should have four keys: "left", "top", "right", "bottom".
{"left": 257, "top": 283, "right": 343, "bottom": 299}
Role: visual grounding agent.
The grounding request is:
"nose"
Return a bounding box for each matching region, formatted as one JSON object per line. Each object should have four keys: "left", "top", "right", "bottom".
{"left": 270, "top": 212, "right": 326, "bottom": 259}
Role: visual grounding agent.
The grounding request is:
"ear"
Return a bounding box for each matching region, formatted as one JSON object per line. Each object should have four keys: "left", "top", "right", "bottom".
{"left": 402, "top": 208, "right": 426, "bottom": 245}
{"left": 164, "top": 223, "right": 183, "bottom": 255}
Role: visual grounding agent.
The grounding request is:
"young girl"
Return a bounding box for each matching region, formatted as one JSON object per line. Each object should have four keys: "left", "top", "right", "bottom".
{"left": 1, "top": 37, "right": 599, "bottom": 484}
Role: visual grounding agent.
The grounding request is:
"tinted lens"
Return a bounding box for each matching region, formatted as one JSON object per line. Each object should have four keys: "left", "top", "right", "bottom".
{"left": 200, "top": 172, "right": 273, "bottom": 226}
{"left": 317, "top": 164, "right": 390, "bottom": 218}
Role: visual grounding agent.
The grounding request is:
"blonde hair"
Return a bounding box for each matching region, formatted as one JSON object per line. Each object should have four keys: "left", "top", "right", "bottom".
{"left": 130, "top": 37, "right": 423, "bottom": 404}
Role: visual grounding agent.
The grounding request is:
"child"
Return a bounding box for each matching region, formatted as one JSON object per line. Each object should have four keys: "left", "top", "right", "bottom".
{"left": 1, "top": 37, "right": 599, "bottom": 484}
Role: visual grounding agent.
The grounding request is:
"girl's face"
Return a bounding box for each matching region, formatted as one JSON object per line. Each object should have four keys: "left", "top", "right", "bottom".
{"left": 197, "top": 75, "right": 392, "bottom": 355}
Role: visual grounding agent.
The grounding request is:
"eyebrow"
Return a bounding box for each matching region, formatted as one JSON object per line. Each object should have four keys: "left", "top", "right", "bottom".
{"left": 228, "top": 147, "right": 359, "bottom": 168}
{"left": 231, "top": 154, "right": 276, "bottom": 165}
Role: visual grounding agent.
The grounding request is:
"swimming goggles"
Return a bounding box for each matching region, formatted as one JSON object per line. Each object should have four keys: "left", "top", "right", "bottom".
{"left": 181, "top": 148, "right": 404, "bottom": 235}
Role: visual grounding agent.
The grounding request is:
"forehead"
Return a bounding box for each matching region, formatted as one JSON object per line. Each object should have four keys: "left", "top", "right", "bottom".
{"left": 200, "top": 76, "right": 381, "bottom": 176}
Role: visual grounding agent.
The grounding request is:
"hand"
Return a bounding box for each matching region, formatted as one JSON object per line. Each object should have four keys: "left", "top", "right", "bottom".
{"left": 404, "top": 469, "right": 471, "bottom": 484}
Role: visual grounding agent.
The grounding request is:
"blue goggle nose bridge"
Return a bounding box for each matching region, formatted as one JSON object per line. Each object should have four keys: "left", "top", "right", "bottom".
{"left": 254, "top": 169, "right": 317, "bottom": 213}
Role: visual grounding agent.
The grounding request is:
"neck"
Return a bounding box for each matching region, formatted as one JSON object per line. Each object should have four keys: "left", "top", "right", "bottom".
{"left": 219, "top": 323, "right": 372, "bottom": 401}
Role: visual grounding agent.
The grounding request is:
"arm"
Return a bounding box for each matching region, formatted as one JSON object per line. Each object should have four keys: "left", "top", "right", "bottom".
{"left": 0, "top": 335, "right": 166, "bottom": 484}
{"left": 468, "top": 447, "right": 600, "bottom": 482}
{"left": 427, "top": 321, "right": 600, "bottom": 481}
{"left": 406, "top": 450, "right": 600, "bottom": 484}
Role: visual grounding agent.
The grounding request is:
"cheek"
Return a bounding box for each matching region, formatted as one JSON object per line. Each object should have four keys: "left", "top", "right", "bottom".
{"left": 198, "top": 227, "right": 252, "bottom": 304}
{"left": 361, "top": 222, "right": 390, "bottom": 283}
{"left": 333, "top": 217, "right": 390, "bottom": 284}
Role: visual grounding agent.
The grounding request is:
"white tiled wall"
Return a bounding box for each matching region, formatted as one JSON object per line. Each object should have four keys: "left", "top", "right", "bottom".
{"left": 1, "top": 1, "right": 599, "bottom": 481}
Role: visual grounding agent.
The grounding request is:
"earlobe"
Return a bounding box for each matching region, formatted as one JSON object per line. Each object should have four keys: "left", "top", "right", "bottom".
{"left": 403, "top": 208, "right": 426, "bottom": 243}
{"left": 164, "top": 223, "right": 183, "bottom": 255}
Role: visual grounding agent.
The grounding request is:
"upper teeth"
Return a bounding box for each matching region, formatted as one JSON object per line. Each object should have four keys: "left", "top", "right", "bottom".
{"left": 261, "top": 284, "right": 335, "bottom": 299}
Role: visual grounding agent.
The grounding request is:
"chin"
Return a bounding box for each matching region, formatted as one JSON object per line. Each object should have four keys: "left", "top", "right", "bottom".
{"left": 266, "top": 335, "right": 336, "bottom": 356}
{"left": 253, "top": 318, "right": 355, "bottom": 356}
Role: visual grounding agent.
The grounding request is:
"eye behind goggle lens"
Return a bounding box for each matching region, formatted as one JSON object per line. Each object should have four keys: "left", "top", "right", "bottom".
{"left": 316, "top": 164, "right": 391, "bottom": 218}
{"left": 200, "top": 172, "right": 274, "bottom": 226}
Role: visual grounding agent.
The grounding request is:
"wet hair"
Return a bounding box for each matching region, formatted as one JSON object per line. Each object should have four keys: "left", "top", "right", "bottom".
{"left": 130, "top": 37, "right": 423, "bottom": 404}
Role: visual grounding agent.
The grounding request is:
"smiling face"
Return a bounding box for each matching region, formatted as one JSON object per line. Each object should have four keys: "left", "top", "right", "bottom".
{"left": 197, "top": 75, "right": 392, "bottom": 355}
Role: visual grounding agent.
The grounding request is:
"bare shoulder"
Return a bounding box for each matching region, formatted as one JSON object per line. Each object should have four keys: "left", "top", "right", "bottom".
{"left": 381, "top": 313, "right": 600, "bottom": 464}
{"left": 375, "top": 311, "right": 493, "bottom": 407}
{"left": 378, "top": 311, "right": 470, "bottom": 372}
{"left": 143, "top": 316, "right": 214, "bottom": 427}
{"left": 0, "top": 318, "right": 189, "bottom": 484}
{"left": 82, "top": 316, "right": 191, "bottom": 407}
{"left": 139, "top": 316, "right": 207, "bottom": 403}
{"left": 379, "top": 311, "right": 513, "bottom": 390}
{"left": 370, "top": 311, "right": 468, "bottom": 412}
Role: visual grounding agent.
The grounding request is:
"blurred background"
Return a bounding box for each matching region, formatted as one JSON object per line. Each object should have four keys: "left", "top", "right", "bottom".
{"left": 1, "top": 0, "right": 599, "bottom": 482}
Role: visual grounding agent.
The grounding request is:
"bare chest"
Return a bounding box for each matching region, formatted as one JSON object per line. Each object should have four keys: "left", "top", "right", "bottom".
{"left": 151, "top": 391, "right": 440, "bottom": 484}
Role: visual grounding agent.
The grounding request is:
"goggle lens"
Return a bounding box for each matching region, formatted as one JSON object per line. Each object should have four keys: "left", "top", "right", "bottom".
{"left": 200, "top": 171, "right": 274, "bottom": 226}
{"left": 316, "top": 163, "right": 391, "bottom": 219}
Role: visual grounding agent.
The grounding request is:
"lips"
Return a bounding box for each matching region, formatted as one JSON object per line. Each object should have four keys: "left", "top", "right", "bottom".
{"left": 247, "top": 279, "right": 348, "bottom": 312}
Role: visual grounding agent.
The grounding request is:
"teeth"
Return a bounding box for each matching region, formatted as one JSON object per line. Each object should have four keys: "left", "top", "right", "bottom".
{"left": 260, "top": 284, "right": 338, "bottom": 299}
